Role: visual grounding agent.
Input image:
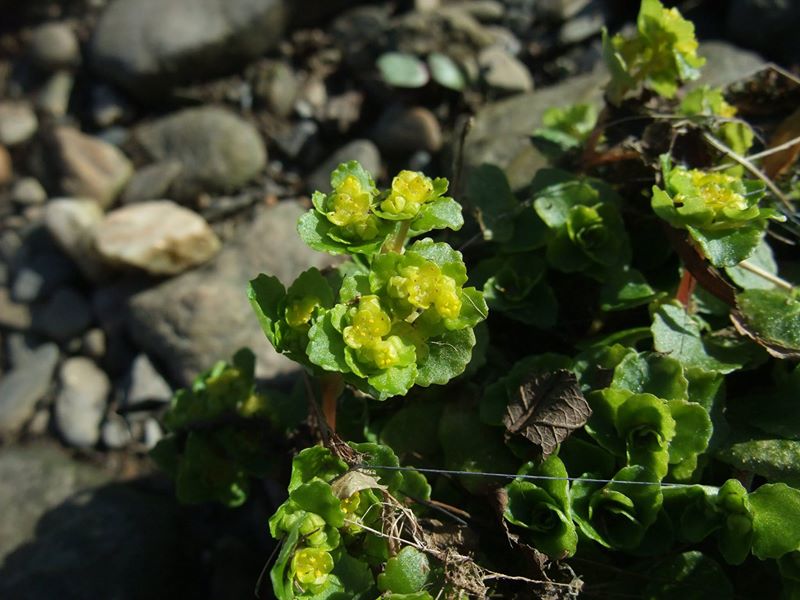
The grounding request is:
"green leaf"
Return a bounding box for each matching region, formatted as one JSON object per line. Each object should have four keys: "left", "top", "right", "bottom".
{"left": 331, "top": 551, "right": 375, "bottom": 599}
{"left": 406, "top": 238, "right": 468, "bottom": 285}
{"left": 504, "top": 456, "right": 577, "bottom": 558}
{"left": 415, "top": 328, "right": 475, "bottom": 387}
{"left": 297, "top": 210, "right": 388, "bottom": 256}
{"left": 377, "top": 547, "right": 430, "bottom": 594}
{"left": 270, "top": 523, "right": 300, "bottom": 600}
{"left": 290, "top": 479, "right": 345, "bottom": 527}
{"left": 716, "top": 437, "right": 800, "bottom": 487}
{"left": 533, "top": 103, "right": 598, "bottom": 159}
{"left": 367, "top": 362, "right": 418, "bottom": 400}
{"left": 735, "top": 288, "right": 800, "bottom": 355}
{"left": 289, "top": 446, "right": 348, "bottom": 492}
{"left": 307, "top": 307, "right": 350, "bottom": 374}
{"left": 642, "top": 551, "right": 733, "bottom": 600}
{"left": 427, "top": 52, "right": 465, "bottom": 90}
{"left": 380, "top": 397, "right": 444, "bottom": 459}
{"left": 377, "top": 52, "right": 429, "bottom": 88}
{"left": 571, "top": 465, "right": 663, "bottom": 550}
{"left": 409, "top": 197, "right": 464, "bottom": 236}
{"left": 467, "top": 164, "right": 519, "bottom": 242}
{"left": 330, "top": 160, "right": 376, "bottom": 192}
{"left": 667, "top": 399, "right": 712, "bottom": 479}
{"left": 248, "top": 274, "right": 287, "bottom": 350}
{"left": 600, "top": 267, "right": 656, "bottom": 311}
{"left": 716, "top": 479, "right": 753, "bottom": 565}
{"left": 176, "top": 433, "right": 249, "bottom": 506}
{"left": 611, "top": 352, "right": 689, "bottom": 402}
{"left": 652, "top": 303, "right": 744, "bottom": 373}
{"left": 749, "top": 483, "right": 800, "bottom": 559}
{"left": 615, "top": 392, "right": 675, "bottom": 478}
{"left": 687, "top": 223, "right": 766, "bottom": 268}
{"left": 725, "top": 237, "right": 778, "bottom": 290}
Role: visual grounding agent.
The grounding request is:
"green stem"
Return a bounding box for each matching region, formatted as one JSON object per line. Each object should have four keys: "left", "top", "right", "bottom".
{"left": 385, "top": 220, "right": 411, "bottom": 254}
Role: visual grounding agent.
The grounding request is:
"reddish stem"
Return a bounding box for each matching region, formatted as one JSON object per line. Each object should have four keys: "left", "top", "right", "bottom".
{"left": 676, "top": 269, "right": 697, "bottom": 309}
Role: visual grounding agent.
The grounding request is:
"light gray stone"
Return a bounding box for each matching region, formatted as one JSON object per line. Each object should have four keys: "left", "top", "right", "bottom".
{"left": 50, "top": 126, "right": 133, "bottom": 208}
{"left": 142, "top": 417, "right": 162, "bottom": 450}
{"left": 81, "top": 328, "right": 106, "bottom": 360}
{"left": 0, "top": 102, "right": 37, "bottom": 146}
{"left": 478, "top": 46, "right": 533, "bottom": 92}
{"left": 28, "top": 22, "right": 81, "bottom": 71}
{"left": 0, "top": 287, "right": 31, "bottom": 330}
{"left": 55, "top": 357, "right": 109, "bottom": 448}
{"left": 134, "top": 107, "right": 266, "bottom": 200}
{"left": 692, "top": 41, "right": 764, "bottom": 90}
{"left": 124, "top": 353, "right": 172, "bottom": 407}
{"left": 101, "top": 413, "right": 132, "bottom": 449}
{"left": 11, "top": 177, "right": 47, "bottom": 205}
{"left": 0, "top": 343, "right": 59, "bottom": 435}
{"left": 95, "top": 200, "right": 221, "bottom": 275}
{"left": 121, "top": 161, "right": 183, "bottom": 204}
{"left": 35, "top": 70, "right": 74, "bottom": 117}
{"left": 128, "top": 201, "right": 336, "bottom": 385}
{"left": 90, "top": 0, "right": 288, "bottom": 100}
{"left": 307, "top": 139, "right": 381, "bottom": 193}
{"left": 44, "top": 198, "right": 107, "bottom": 281}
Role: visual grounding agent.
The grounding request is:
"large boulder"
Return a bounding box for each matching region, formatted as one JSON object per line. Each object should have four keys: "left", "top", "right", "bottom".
{"left": 90, "top": 0, "right": 288, "bottom": 100}
{"left": 128, "top": 201, "right": 336, "bottom": 386}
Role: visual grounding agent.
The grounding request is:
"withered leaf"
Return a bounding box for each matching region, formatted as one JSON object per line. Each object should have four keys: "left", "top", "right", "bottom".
{"left": 330, "top": 470, "right": 387, "bottom": 499}
{"left": 762, "top": 107, "right": 800, "bottom": 179}
{"left": 502, "top": 370, "right": 591, "bottom": 458}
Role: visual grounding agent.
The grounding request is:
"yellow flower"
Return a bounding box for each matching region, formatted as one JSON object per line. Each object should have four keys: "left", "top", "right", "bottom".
{"left": 381, "top": 170, "right": 434, "bottom": 218}
{"left": 286, "top": 296, "right": 320, "bottom": 329}
{"left": 326, "top": 175, "right": 379, "bottom": 239}
{"left": 292, "top": 547, "right": 334, "bottom": 587}
{"left": 343, "top": 296, "right": 392, "bottom": 350}
{"left": 389, "top": 262, "right": 461, "bottom": 319}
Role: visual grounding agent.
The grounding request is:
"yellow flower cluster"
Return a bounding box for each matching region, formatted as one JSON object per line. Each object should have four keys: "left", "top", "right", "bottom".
{"left": 326, "top": 175, "right": 379, "bottom": 240}
{"left": 381, "top": 170, "right": 435, "bottom": 218}
{"left": 388, "top": 262, "right": 462, "bottom": 319}
{"left": 292, "top": 547, "right": 334, "bottom": 587}
{"left": 342, "top": 296, "right": 410, "bottom": 370}
{"left": 286, "top": 296, "right": 321, "bottom": 329}
{"left": 674, "top": 171, "right": 748, "bottom": 215}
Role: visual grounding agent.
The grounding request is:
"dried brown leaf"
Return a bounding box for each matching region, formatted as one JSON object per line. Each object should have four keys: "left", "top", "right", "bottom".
{"left": 502, "top": 370, "right": 591, "bottom": 458}
{"left": 330, "top": 470, "right": 387, "bottom": 499}
{"left": 762, "top": 107, "right": 800, "bottom": 179}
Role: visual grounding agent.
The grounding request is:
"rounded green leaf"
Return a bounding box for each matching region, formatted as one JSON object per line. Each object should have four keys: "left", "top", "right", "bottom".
{"left": 749, "top": 483, "right": 800, "bottom": 559}
{"left": 427, "top": 52, "right": 466, "bottom": 90}
{"left": 377, "top": 547, "right": 430, "bottom": 594}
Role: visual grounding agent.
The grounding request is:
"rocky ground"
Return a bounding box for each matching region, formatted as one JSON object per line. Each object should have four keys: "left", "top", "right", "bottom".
{"left": 0, "top": 0, "right": 797, "bottom": 598}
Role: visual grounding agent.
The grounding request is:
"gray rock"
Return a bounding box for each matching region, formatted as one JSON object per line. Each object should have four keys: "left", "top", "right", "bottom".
{"left": 4, "top": 332, "right": 45, "bottom": 369}
{"left": 307, "top": 139, "right": 381, "bottom": 193}
{"left": 95, "top": 200, "right": 221, "bottom": 275}
{"left": 253, "top": 60, "right": 299, "bottom": 118}
{"left": 727, "top": 0, "right": 800, "bottom": 64}
{"left": 81, "top": 328, "right": 106, "bottom": 360}
{"left": 0, "top": 447, "right": 187, "bottom": 598}
{"left": 0, "top": 444, "right": 109, "bottom": 563}
{"left": 371, "top": 106, "right": 443, "bottom": 155}
{"left": 273, "top": 120, "right": 319, "bottom": 161}
{"left": 692, "top": 41, "right": 764, "bottom": 90}
{"left": 121, "top": 161, "right": 183, "bottom": 204}
{"left": 559, "top": 2, "right": 606, "bottom": 45}
{"left": 0, "top": 102, "right": 38, "bottom": 146}
{"left": 101, "top": 413, "right": 132, "bottom": 449}
{"left": 538, "top": 0, "right": 591, "bottom": 20}
{"left": 50, "top": 126, "right": 133, "bottom": 208}
{"left": 128, "top": 201, "right": 336, "bottom": 385}
{"left": 0, "top": 287, "right": 31, "bottom": 330}
{"left": 478, "top": 46, "right": 534, "bottom": 92}
{"left": 124, "top": 353, "right": 172, "bottom": 407}
{"left": 28, "top": 22, "right": 81, "bottom": 71}
{"left": 142, "top": 417, "right": 163, "bottom": 450}
{"left": 35, "top": 70, "right": 74, "bottom": 117}
{"left": 11, "top": 177, "right": 47, "bottom": 205}
{"left": 44, "top": 198, "right": 107, "bottom": 281}
{"left": 465, "top": 68, "right": 606, "bottom": 189}
{"left": 0, "top": 343, "right": 59, "bottom": 434}
{"left": 135, "top": 107, "right": 266, "bottom": 200}
{"left": 91, "top": 0, "right": 288, "bottom": 100}
{"left": 54, "top": 357, "right": 109, "bottom": 448}
{"left": 33, "top": 287, "right": 93, "bottom": 342}
{"left": 91, "top": 84, "right": 132, "bottom": 128}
